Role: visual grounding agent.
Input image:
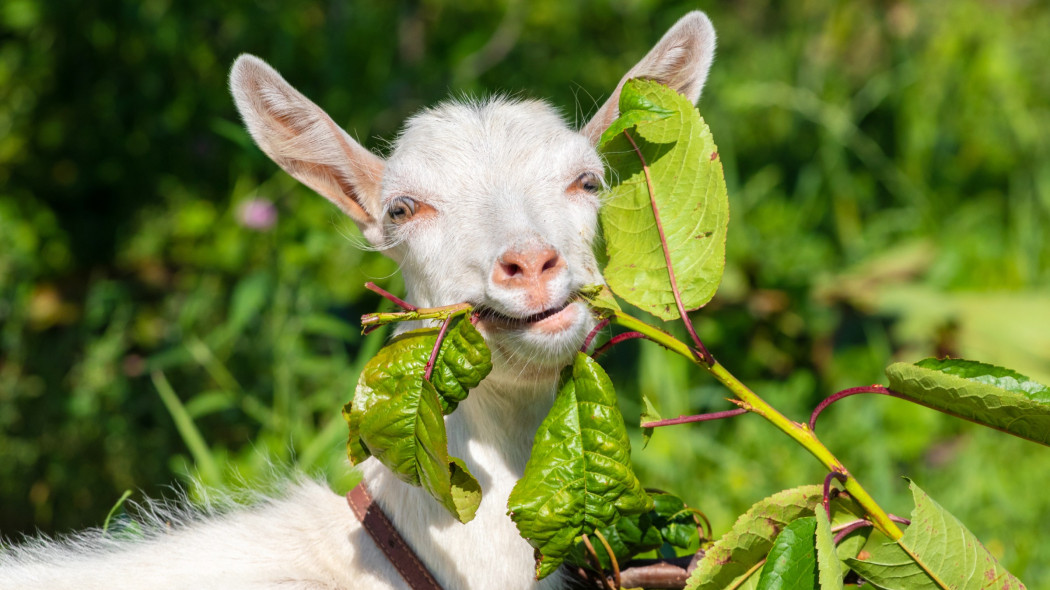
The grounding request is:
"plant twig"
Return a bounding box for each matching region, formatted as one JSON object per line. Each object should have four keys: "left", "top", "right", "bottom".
{"left": 361, "top": 302, "right": 472, "bottom": 332}
{"left": 581, "top": 317, "right": 611, "bottom": 353}
{"left": 581, "top": 534, "right": 615, "bottom": 590}
{"left": 608, "top": 309, "right": 905, "bottom": 540}
{"left": 364, "top": 281, "right": 417, "bottom": 311}
{"left": 423, "top": 314, "right": 456, "bottom": 382}
{"left": 641, "top": 408, "right": 748, "bottom": 428}
{"left": 823, "top": 472, "right": 848, "bottom": 519}
{"left": 623, "top": 130, "right": 714, "bottom": 366}
{"left": 592, "top": 331, "right": 649, "bottom": 359}
{"left": 833, "top": 519, "right": 872, "bottom": 545}
{"left": 809, "top": 385, "right": 891, "bottom": 430}
{"left": 592, "top": 529, "right": 620, "bottom": 589}
{"left": 617, "top": 557, "right": 695, "bottom": 589}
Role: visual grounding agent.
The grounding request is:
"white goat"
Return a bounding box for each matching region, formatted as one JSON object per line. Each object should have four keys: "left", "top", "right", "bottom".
{"left": 0, "top": 12, "right": 715, "bottom": 590}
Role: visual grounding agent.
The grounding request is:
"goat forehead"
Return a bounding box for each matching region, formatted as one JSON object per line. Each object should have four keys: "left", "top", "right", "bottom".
{"left": 384, "top": 97, "right": 597, "bottom": 200}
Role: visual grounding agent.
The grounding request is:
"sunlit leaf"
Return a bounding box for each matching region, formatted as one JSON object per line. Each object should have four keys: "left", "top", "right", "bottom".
{"left": 599, "top": 79, "right": 729, "bottom": 321}
{"left": 685, "top": 486, "right": 823, "bottom": 590}
{"left": 580, "top": 283, "right": 622, "bottom": 316}
{"left": 508, "top": 353, "right": 652, "bottom": 579}
{"left": 886, "top": 358, "right": 1050, "bottom": 445}
{"left": 343, "top": 319, "right": 491, "bottom": 522}
{"left": 847, "top": 480, "right": 1026, "bottom": 589}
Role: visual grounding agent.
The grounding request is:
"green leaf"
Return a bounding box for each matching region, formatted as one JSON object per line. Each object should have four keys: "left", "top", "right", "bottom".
{"left": 567, "top": 510, "right": 663, "bottom": 571}
{"left": 429, "top": 318, "right": 493, "bottom": 408}
{"left": 579, "top": 283, "right": 622, "bottom": 315}
{"left": 640, "top": 392, "right": 661, "bottom": 447}
{"left": 755, "top": 516, "right": 818, "bottom": 590}
{"left": 359, "top": 379, "right": 470, "bottom": 515}
{"left": 847, "top": 480, "right": 1026, "bottom": 589}
{"left": 449, "top": 457, "right": 482, "bottom": 523}
{"left": 566, "top": 489, "right": 696, "bottom": 571}
{"left": 599, "top": 78, "right": 730, "bottom": 321}
{"left": 651, "top": 491, "right": 698, "bottom": 550}
{"left": 685, "top": 485, "right": 823, "bottom": 590}
{"left": 815, "top": 509, "right": 844, "bottom": 590}
{"left": 886, "top": 358, "right": 1050, "bottom": 445}
{"left": 914, "top": 357, "right": 1049, "bottom": 399}
{"left": 508, "top": 353, "right": 653, "bottom": 579}
{"left": 598, "top": 85, "right": 674, "bottom": 148}
{"left": 343, "top": 319, "right": 491, "bottom": 522}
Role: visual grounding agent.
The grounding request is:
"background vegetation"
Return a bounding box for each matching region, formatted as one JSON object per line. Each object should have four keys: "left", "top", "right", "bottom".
{"left": 1, "top": 0, "right": 1048, "bottom": 581}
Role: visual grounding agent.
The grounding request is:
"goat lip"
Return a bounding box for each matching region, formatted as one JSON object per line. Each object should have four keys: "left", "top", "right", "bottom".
{"left": 476, "top": 300, "right": 576, "bottom": 330}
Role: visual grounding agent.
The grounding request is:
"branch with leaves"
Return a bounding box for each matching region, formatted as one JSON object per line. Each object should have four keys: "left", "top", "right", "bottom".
{"left": 344, "top": 80, "right": 1044, "bottom": 589}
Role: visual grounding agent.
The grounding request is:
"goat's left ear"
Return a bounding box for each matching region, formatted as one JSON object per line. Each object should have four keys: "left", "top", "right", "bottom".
{"left": 230, "top": 54, "right": 386, "bottom": 246}
{"left": 581, "top": 11, "right": 716, "bottom": 145}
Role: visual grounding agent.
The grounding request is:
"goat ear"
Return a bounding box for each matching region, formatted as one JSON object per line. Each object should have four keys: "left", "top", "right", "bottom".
{"left": 581, "top": 11, "right": 716, "bottom": 145}
{"left": 230, "top": 54, "right": 385, "bottom": 245}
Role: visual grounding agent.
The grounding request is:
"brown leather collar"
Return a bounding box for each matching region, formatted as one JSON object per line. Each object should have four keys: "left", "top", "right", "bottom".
{"left": 347, "top": 481, "right": 444, "bottom": 590}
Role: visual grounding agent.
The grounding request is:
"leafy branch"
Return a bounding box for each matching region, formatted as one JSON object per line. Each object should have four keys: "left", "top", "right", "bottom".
{"left": 343, "top": 79, "right": 1043, "bottom": 588}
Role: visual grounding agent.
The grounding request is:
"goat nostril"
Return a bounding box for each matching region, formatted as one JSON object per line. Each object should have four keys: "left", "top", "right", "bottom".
{"left": 505, "top": 263, "right": 523, "bottom": 277}
{"left": 541, "top": 255, "right": 560, "bottom": 273}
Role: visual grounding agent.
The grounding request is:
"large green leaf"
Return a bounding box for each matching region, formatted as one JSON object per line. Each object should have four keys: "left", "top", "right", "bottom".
{"left": 755, "top": 516, "right": 818, "bottom": 590}
{"left": 508, "top": 353, "right": 653, "bottom": 579}
{"left": 343, "top": 319, "right": 491, "bottom": 522}
{"left": 685, "top": 486, "right": 823, "bottom": 590}
{"left": 359, "top": 379, "right": 474, "bottom": 520}
{"left": 599, "top": 78, "right": 729, "bottom": 321}
{"left": 885, "top": 358, "right": 1050, "bottom": 445}
{"left": 847, "top": 480, "right": 1026, "bottom": 589}
{"left": 814, "top": 509, "right": 844, "bottom": 590}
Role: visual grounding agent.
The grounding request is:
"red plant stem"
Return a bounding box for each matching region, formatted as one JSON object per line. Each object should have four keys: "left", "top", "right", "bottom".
{"left": 823, "top": 472, "right": 848, "bottom": 519}
{"left": 809, "top": 385, "right": 893, "bottom": 430}
{"left": 830, "top": 514, "right": 910, "bottom": 546}
{"left": 641, "top": 407, "right": 748, "bottom": 428}
{"left": 581, "top": 317, "right": 612, "bottom": 353}
{"left": 364, "top": 281, "right": 417, "bottom": 311}
{"left": 809, "top": 384, "right": 1041, "bottom": 445}
{"left": 423, "top": 314, "right": 455, "bottom": 382}
{"left": 622, "top": 130, "right": 714, "bottom": 367}
{"left": 833, "top": 520, "right": 872, "bottom": 545}
{"left": 592, "top": 331, "right": 649, "bottom": 358}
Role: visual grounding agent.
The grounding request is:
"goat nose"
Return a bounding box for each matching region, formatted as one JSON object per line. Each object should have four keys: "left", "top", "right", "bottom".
{"left": 492, "top": 246, "right": 565, "bottom": 292}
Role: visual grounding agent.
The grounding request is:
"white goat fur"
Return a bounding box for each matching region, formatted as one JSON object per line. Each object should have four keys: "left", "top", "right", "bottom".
{"left": 0, "top": 12, "right": 715, "bottom": 590}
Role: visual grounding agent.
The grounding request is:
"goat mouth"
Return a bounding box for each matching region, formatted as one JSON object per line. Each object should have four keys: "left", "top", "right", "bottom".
{"left": 474, "top": 296, "right": 579, "bottom": 329}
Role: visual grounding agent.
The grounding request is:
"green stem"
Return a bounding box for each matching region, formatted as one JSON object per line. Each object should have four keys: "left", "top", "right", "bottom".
{"left": 361, "top": 303, "right": 472, "bottom": 331}
{"left": 610, "top": 310, "right": 904, "bottom": 540}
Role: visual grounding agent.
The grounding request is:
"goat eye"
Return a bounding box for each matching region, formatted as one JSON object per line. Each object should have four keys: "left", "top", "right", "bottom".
{"left": 570, "top": 172, "right": 601, "bottom": 195}
{"left": 387, "top": 196, "right": 417, "bottom": 223}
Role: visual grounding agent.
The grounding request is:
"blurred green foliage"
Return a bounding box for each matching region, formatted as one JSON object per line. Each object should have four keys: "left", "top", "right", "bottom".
{"left": 1, "top": 0, "right": 1048, "bottom": 581}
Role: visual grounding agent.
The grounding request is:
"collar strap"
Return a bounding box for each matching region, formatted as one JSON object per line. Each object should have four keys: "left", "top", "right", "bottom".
{"left": 347, "top": 481, "right": 444, "bottom": 590}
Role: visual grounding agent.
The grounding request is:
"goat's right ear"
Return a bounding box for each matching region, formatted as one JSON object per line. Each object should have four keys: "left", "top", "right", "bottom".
{"left": 581, "top": 11, "right": 717, "bottom": 145}
{"left": 230, "top": 55, "right": 385, "bottom": 245}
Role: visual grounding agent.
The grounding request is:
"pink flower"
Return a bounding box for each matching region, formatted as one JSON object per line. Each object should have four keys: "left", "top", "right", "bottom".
{"left": 237, "top": 198, "right": 278, "bottom": 231}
